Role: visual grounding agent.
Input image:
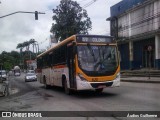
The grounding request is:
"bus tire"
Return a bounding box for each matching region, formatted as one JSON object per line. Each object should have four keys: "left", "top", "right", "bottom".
{"left": 95, "top": 88, "right": 103, "bottom": 93}
{"left": 62, "top": 75, "right": 66, "bottom": 89}
{"left": 64, "top": 80, "right": 71, "bottom": 95}
{"left": 4, "top": 87, "right": 9, "bottom": 96}
{"left": 43, "top": 76, "right": 50, "bottom": 89}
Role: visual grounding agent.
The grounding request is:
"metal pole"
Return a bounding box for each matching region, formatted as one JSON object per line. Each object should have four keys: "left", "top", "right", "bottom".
{"left": 0, "top": 64, "right": 2, "bottom": 78}
{"left": 0, "top": 11, "right": 45, "bottom": 18}
{"left": 148, "top": 50, "right": 152, "bottom": 79}
{"left": 37, "top": 43, "right": 39, "bottom": 54}
{"left": 30, "top": 51, "right": 31, "bottom": 60}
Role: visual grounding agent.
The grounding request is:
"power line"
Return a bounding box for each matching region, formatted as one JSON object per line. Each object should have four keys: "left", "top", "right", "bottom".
{"left": 78, "top": 0, "right": 88, "bottom": 3}
{"left": 117, "top": 16, "right": 160, "bottom": 39}
{"left": 118, "top": 7, "right": 160, "bottom": 27}
{"left": 38, "top": 38, "right": 49, "bottom": 45}
{"left": 83, "top": 0, "right": 98, "bottom": 8}
{"left": 42, "top": 0, "right": 99, "bottom": 14}
{"left": 119, "top": 11, "right": 160, "bottom": 32}
{"left": 95, "top": 30, "right": 110, "bottom": 35}
{"left": 119, "top": 18, "right": 160, "bottom": 33}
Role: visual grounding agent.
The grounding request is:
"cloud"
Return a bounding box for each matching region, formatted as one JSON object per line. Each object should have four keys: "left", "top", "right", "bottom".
{"left": 0, "top": 0, "right": 121, "bottom": 53}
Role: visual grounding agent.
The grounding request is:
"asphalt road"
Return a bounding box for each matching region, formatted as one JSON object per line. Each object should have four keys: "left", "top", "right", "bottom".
{"left": 0, "top": 73, "right": 160, "bottom": 120}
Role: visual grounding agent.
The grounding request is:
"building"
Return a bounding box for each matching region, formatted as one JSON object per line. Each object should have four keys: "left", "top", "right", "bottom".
{"left": 107, "top": 0, "right": 160, "bottom": 70}
{"left": 26, "top": 60, "right": 37, "bottom": 70}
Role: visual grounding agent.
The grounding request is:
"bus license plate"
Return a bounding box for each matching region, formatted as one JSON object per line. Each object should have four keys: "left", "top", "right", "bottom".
{"left": 98, "top": 85, "right": 106, "bottom": 88}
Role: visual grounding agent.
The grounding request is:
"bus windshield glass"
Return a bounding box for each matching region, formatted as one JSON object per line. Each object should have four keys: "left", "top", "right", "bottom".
{"left": 77, "top": 45, "right": 118, "bottom": 76}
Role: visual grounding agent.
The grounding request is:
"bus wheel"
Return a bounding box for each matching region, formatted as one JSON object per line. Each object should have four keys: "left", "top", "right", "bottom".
{"left": 64, "top": 80, "right": 71, "bottom": 95}
{"left": 44, "top": 83, "right": 50, "bottom": 89}
{"left": 4, "top": 87, "right": 9, "bottom": 96}
{"left": 44, "top": 77, "right": 50, "bottom": 89}
{"left": 95, "top": 88, "right": 103, "bottom": 93}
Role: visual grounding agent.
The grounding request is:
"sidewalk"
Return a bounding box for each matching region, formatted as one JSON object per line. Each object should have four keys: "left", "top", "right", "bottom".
{"left": 121, "top": 76, "right": 160, "bottom": 83}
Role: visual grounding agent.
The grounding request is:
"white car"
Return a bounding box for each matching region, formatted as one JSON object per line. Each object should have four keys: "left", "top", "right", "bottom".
{"left": 25, "top": 73, "right": 37, "bottom": 82}
{"left": 0, "top": 70, "right": 7, "bottom": 80}
{"left": 28, "top": 70, "right": 35, "bottom": 74}
{"left": 15, "top": 72, "right": 21, "bottom": 76}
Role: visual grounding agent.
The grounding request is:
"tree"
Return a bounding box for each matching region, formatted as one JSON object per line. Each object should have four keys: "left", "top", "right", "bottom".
{"left": 50, "top": 0, "right": 92, "bottom": 41}
{"left": 16, "top": 40, "right": 38, "bottom": 70}
{"left": 0, "top": 51, "right": 20, "bottom": 70}
{"left": 16, "top": 43, "right": 25, "bottom": 68}
{"left": 16, "top": 43, "right": 24, "bottom": 57}
{"left": 10, "top": 51, "right": 20, "bottom": 66}
{"left": 29, "top": 39, "right": 36, "bottom": 55}
{"left": 23, "top": 41, "right": 30, "bottom": 51}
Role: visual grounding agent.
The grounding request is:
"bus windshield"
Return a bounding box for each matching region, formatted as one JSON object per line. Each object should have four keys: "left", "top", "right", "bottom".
{"left": 77, "top": 45, "right": 118, "bottom": 76}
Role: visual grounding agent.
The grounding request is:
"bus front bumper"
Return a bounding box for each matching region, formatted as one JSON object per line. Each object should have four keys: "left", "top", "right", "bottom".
{"left": 76, "top": 75, "right": 120, "bottom": 90}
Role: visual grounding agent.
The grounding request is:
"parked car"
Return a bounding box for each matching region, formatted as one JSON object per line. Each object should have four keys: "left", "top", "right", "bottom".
{"left": 0, "top": 70, "right": 7, "bottom": 80}
{"left": 8, "top": 70, "right": 13, "bottom": 76}
{"left": 0, "top": 70, "right": 9, "bottom": 96}
{"left": 15, "top": 72, "right": 21, "bottom": 76}
{"left": 28, "top": 70, "right": 35, "bottom": 74}
{"left": 25, "top": 72, "right": 37, "bottom": 82}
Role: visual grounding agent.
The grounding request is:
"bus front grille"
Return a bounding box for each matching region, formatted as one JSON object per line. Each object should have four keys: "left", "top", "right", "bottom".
{"left": 90, "top": 82, "right": 113, "bottom": 88}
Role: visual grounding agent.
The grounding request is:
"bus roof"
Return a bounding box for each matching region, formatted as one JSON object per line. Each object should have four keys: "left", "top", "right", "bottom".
{"left": 37, "top": 34, "right": 114, "bottom": 58}
{"left": 37, "top": 35, "right": 76, "bottom": 58}
{"left": 76, "top": 34, "right": 113, "bottom": 38}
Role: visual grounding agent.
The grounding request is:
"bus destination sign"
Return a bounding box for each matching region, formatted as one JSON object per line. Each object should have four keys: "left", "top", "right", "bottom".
{"left": 76, "top": 36, "right": 114, "bottom": 43}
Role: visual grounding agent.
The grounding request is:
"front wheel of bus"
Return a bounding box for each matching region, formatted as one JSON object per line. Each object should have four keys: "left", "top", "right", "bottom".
{"left": 44, "top": 83, "right": 50, "bottom": 89}
{"left": 64, "top": 80, "right": 71, "bottom": 95}
{"left": 95, "top": 88, "right": 103, "bottom": 93}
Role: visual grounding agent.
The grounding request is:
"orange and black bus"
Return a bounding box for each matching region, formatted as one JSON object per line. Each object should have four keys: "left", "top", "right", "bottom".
{"left": 36, "top": 34, "right": 120, "bottom": 94}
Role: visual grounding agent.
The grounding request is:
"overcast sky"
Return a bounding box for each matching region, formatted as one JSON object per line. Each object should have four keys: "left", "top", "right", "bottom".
{"left": 0, "top": 0, "right": 121, "bottom": 53}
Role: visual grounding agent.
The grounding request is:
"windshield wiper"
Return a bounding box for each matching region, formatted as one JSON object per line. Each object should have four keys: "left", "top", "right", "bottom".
{"left": 94, "top": 46, "right": 113, "bottom": 71}
{"left": 93, "top": 47, "right": 104, "bottom": 71}
{"left": 87, "top": 43, "right": 96, "bottom": 62}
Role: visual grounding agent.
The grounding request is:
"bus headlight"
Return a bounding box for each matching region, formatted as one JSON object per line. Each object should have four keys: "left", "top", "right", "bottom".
{"left": 115, "top": 72, "right": 120, "bottom": 79}
{"left": 78, "top": 73, "right": 87, "bottom": 81}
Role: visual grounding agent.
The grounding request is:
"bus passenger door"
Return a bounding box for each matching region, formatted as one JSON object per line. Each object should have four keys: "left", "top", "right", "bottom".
{"left": 67, "top": 43, "right": 76, "bottom": 89}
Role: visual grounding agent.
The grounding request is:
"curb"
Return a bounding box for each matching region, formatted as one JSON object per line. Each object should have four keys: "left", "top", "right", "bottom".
{"left": 121, "top": 79, "right": 160, "bottom": 83}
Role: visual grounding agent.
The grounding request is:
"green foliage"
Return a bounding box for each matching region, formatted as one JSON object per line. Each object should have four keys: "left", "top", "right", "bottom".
{"left": 0, "top": 51, "right": 20, "bottom": 70}
{"left": 0, "top": 38, "right": 39, "bottom": 70}
{"left": 0, "top": 50, "right": 37, "bottom": 70}
{"left": 4, "top": 62, "right": 12, "bottom": 71}
{"left": 50, "top": 0, "right": 92, "bottom": 41}
{"left": 16, "top": 39, "right": 39, "bottom": 69}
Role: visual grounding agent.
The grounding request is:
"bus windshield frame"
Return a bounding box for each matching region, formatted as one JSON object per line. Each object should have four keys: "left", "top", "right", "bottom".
{"left": 77, "top": 44, "right": 119, "bottom": 76}
{"left": 76, "top": 35, "right": 119, "bottom": 77}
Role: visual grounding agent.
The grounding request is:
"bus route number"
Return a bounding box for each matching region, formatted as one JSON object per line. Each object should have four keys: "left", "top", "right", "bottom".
{"left": 82, "top": 37, "right": 89, "bottom": 42}
{"left": 82, "top": 37, "right": 106, "bottom": 43}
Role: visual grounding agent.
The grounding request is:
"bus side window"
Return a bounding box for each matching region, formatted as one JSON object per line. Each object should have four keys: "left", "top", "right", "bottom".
{"left": 52, "top": 52, "right": 55, "bottom": 65}
{"left": 49, "top": 54, "right": 52, "bottom": 66}
{"left": 61, "top": 47, "right": 65, "bottom": 64}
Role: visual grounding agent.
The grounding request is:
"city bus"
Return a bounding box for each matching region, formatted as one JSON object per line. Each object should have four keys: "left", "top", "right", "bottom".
{"left": 36, "top": 35, "right": 120, "bottom": 94}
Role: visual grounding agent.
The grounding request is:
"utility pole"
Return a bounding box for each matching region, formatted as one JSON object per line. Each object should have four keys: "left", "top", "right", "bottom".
{"left": 148, "top": 46, "right": 152, "bottom": 79}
